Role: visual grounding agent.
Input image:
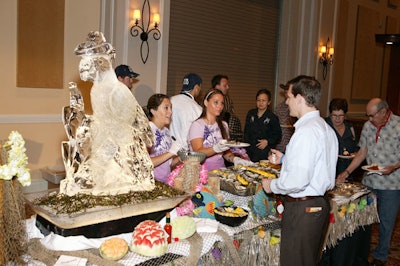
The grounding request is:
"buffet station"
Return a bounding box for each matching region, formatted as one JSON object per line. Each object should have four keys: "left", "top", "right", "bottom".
{"left": 22, "top": 161, "right": 378, "bottom": 266}
{"left": 0, "top": 32, "right": 379, "bottom": 266}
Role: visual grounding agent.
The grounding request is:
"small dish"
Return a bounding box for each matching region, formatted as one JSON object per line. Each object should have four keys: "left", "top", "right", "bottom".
{"left": 338, "top": 154, "right": 355, "bottom": 159}
{"left": 362, "top": 164, "right": 384, "bottom": 174}
{"left": 225, "top": 142, "right": 250, "bottom": 148}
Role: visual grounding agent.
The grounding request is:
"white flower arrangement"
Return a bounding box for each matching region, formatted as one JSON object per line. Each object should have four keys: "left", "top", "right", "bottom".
{"left": 0, "top": 131, "right": 31, "bottom": 186}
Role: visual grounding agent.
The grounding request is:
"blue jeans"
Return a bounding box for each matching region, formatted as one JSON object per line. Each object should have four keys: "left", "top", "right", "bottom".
{"left": 372, "top": 189, "right": 400, "bottom": 261}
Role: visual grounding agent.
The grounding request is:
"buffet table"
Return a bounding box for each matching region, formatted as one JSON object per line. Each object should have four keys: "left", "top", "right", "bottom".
{"left": 319, "top": 184, "right": 379, "bottom": 266}
{"left": 25, "top": 185, "right": 378, "bottom": 266}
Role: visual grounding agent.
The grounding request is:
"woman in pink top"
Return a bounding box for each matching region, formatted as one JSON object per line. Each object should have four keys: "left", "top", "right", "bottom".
{"left": 188, "top": 89, "right": 251, "bottom": 171}
{"left": 146, "top": 94, "right": 182, "bottom": 183}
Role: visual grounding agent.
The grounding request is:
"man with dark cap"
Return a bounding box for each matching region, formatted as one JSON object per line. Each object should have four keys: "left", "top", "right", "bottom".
{"left": 115, "top": 64, "right": 139, "bottom": 91}
{"left": 170, "top": 73, "right": 203, "bottom": 150}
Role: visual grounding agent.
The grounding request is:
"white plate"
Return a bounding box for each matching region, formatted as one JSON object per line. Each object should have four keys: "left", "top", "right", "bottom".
{"left": 226, "top": 142, "right": 250, "bottom": 148}
{"left": 338, "top": 154, "right": 355, "bottom": 159}
{"left": 361, "top": 165, "right": 384, "bottom": 174}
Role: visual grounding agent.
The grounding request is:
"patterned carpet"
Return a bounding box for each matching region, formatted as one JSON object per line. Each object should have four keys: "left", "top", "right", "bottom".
{"left": 369, "top": 212, "right": 400, "bottom": 265}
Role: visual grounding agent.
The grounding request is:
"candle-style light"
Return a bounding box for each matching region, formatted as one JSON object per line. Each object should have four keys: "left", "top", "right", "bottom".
{"left": 153, "top": 13, "right": 160, "bottom": 27}
{"left": 319, "top": 38, "right": 334, "bottom": 80}
{"left": 129, "top": 0, "right": 161, "bottom": 64}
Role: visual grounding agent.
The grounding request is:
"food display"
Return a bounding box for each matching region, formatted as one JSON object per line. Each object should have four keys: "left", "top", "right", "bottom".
{"left": 214, "top": 206, "right": 249, "bottom": 227}
{"left": 170, "top": 216, "right": 197, "bottom": 240}
{"left": 99, "top": 237, "right": 129, "bottom": 261}
{"left": 131, "top": 220, "right": 168, "bottom": 257}
{"left": 209, "top": 162, "right": 279, "bottom": 196}
{"left": 328, "top": 182, "right": 369, "bottom": 199}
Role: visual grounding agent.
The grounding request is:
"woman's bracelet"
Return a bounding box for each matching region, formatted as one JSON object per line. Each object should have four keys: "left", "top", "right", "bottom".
{"left": 344, "top": 169, "right": 350, "bottom": 175}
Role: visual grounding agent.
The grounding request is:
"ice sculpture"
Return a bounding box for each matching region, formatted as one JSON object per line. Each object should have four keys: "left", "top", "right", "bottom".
{"left": 59, "top": 31, "right": 155, "bottom": 196}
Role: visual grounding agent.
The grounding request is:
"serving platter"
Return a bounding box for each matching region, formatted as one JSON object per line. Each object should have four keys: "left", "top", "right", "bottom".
{"left": 25, "top": 188, "right": 189, "bottom": 229}
{"left": 211, "top": 163, "right": 279, "bottom": 196}
{"left": 328, "top": 182, "right": 369, "bottom": 200}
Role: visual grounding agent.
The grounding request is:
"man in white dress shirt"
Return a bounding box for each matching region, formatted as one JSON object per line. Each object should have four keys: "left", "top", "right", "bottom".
{"left": 170, "top": 73, "right": 203, "bottom": 150}
{"left": 262, "top": 75, "right": 338, "bottom": 266}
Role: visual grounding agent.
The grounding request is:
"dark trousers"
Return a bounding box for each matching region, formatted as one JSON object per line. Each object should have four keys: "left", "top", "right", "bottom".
{"left": 319, "top": 225, "right": 371, "bottom": 266}
{"left": 280, "top": 196, "right": 330, "bottom": 266}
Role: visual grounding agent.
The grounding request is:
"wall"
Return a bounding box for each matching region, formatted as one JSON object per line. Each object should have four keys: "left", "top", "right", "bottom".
{"left": 332, "top": 0, "right": 400, "bottom": 116}
{"left": 275, "top": 0, "right": 340, "bottom": 117}
{"left": 101, "top": 0, "right": 168, "bottom": 105}
{"left": 0, "top": 0, "right": 101, "bottom": 170}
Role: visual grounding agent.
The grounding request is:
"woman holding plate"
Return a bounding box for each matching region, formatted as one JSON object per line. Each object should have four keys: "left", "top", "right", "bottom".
{"left": 243, "top": 89, "right": 282, "bottom": 162}
{"left": 325, "top": 98, "right": 359, "bottom": 180}
{"left": 188, "top": 89, "right": 252, "bottom": 171}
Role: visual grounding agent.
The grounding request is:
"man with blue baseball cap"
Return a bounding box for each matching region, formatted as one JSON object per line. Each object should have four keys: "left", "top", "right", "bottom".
{"left": 115, "top": 64, "right": 139, "bottom": 91}
{"left": 170, "top": 73, "right": 203, "bottom": 150}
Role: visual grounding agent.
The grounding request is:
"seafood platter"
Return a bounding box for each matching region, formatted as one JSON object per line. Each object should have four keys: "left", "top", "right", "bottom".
{"left": 328, "top": 182, "right": 369, "bottom": 201}
{"left": 209, "top": 161, "right": 280, "bottom": 196}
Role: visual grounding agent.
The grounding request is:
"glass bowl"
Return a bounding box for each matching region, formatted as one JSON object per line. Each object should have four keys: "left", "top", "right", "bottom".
{"left": 177, "top": 151, "right": 206, "bottom": 163}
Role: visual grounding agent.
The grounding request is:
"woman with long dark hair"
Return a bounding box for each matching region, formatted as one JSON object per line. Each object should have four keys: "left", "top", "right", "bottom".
{"left": 145, "top": 94, "right": 181, "bottom": 183}
{"left": 188, "top": 89, "right": 251, "bottom": 171}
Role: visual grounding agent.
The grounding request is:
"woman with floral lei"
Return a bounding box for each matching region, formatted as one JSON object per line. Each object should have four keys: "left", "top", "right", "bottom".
{"left": 188, "top": 89, "right": 252, "bottom": 171}
{"left": 145, "top": 94, "right": 182, "bottom": 184}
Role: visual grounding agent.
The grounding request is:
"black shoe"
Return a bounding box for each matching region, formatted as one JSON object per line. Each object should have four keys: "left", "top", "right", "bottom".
{"left": 369, "top": 258, "right": 386, "bottom": 266}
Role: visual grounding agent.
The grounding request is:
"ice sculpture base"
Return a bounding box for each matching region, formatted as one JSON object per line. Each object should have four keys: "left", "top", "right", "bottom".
{"left": 25, "top": 189, "right": 189, "bottom": 230}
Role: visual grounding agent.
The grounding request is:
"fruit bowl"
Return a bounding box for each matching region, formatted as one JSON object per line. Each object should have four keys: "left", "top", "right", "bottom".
{"left": 178, "top": 151, "right": 206, "bottom": 163}
{"left": 214, "top": 206, "right": 249, "bottom": 227}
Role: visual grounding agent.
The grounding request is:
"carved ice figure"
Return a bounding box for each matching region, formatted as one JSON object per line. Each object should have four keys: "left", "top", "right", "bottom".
{"left": 60, "top": 31, "right": 155, "bottom": 196}
{"left": 61, "top": 82, "right": 90, "bottom": 181}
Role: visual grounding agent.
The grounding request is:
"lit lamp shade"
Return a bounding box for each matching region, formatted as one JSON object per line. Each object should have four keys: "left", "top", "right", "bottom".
{"left": 329, "top": 47, "right": 334, "bottom": 56}
{"left": 320, "top": 45, "right": 327, "bottom": 54}
{"left": 153, "top": 13, "right": 160, "bottom": 26}
{"left": 133, "top": 9, "right": 141, "bottom": 21}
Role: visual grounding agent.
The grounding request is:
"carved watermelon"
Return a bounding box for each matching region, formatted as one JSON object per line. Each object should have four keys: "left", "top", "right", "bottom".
{"left": 131, "top": 220, "right": 168, "bottom": 257}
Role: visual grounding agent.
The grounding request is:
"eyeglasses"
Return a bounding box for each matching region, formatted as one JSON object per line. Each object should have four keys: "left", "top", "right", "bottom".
{"left": 366, "top": 108, "right": 382, "bottom": 118}
{"left": 331, "top": 114, "right": 345, "bottom": 119}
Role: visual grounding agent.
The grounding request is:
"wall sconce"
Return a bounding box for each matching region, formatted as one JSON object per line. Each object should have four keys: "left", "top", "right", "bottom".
{"left": 130, "top": 0, "right": 161, "bottom": 64}
{"left": 319, "top": 38, "right": 334, "bottom": 80}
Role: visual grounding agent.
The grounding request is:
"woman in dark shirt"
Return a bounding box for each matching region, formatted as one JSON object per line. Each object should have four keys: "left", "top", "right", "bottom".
{"left": 244, "top": 89, "right": 282, "bottom": 162}
{"left": 325, "top": 98, "right": 359, "bottom": 180}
